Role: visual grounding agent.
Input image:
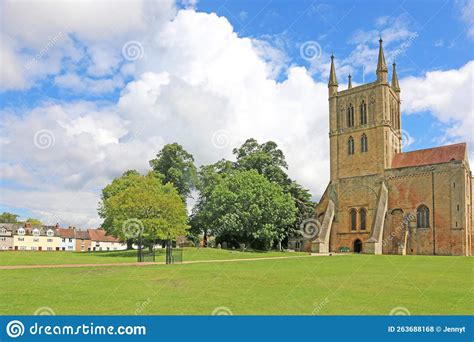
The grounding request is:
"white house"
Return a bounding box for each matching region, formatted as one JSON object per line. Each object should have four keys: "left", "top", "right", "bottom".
{"left": 88, "top": 228, "right": 127, "bottom": 251}
{"left": 57, "top": 227, "right": 76, "bottom": 251}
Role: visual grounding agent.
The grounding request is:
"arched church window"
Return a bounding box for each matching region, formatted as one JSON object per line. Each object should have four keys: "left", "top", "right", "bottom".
{"left": 361, "top": 134, "right": 368, "bottom": 153}
{"left": 350, "top": 209, "right": 357, "bottom": 231}
{"left": 359, "top": 208, "right": 366, "bottom": 230}
{"left": 348, "top": 136, "right": 355, "bottom": 155}
{"left": 347, "top": 104, "right": 354, "bottom": 127}
{"left": 416, "top": 205, "right": 430, "bottom": 228}
{"left": 360, "top": 101, "right": 367, "bottom": 125}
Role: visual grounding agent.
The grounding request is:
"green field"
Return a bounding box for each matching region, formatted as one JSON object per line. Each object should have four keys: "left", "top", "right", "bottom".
{"left": 0, "top": 248, "right": 306, "bottom": 266}
{"left": 0, "top": 250, "right": 472, "bottom": 315}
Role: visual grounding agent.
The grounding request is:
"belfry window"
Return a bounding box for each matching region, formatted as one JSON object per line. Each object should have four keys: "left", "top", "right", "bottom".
{"left": 360, "top": 101, "right": 367, "bottom": 125}
{"left": 350, "top": 209, "right": 357, "bottom": 231}
{"left": 416, "top": 205, "right": 430, "bottom": 228}
{"left": 347, "top": 104, "right": 354, "bottom": 127}
{"left": 348, "top": 136, "right": 355, "bottom": 155}
{"left": 360, "top": 208, "right": 366, "bottom": 230}
{"left": 361, "top": 134, "right": 368, "bottom": 153}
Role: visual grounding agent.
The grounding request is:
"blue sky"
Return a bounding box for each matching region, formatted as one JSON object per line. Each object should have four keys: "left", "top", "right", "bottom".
{"left": 0, "top": 0, "right": 473, "bottom": 226}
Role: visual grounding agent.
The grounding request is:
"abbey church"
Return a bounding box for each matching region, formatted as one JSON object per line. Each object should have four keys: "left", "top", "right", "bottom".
{"left": 311, "top": 39, "right": 473, "bottom": 256}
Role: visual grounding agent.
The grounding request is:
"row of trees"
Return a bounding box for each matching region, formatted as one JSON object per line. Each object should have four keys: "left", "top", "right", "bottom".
{"left": 0, "top": 212, "right": 42, "bottom": 226}
{"left": 99, "top": 139, "right": 314, "bottom": 250}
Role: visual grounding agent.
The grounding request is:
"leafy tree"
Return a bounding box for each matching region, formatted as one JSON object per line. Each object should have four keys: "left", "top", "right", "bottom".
{"left": 205, "top": 170, "right": 296, "bottom": 250}
{"left": 25, "top": 218, "right": 42, "bottom": 226}
{"left": 149, "top": 143, "right": 198, "bottom": 201}
{"left": 99, "top": 171, "right": 189, "bottom": 249}
{"left": 233, "top": 138, "right": 289, "bottom": 186}
{"left": 233, "top": 138, "right": 315, "bottom": 243}
{"left": 189, "top": 159, "right": 235, "bottom": 245}
{"left": 0, "top": 212, "right": 19, "bottom": 223}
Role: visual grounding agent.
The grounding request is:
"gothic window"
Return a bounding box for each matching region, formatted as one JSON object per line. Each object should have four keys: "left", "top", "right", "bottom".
{"left": 350, "top": 209, "right": 357, "bottom": 231}
{"left": 348, "top": 136, "right": 355, "bottom": 155}
{"left": 361, "top": 134, "right": 368, "bottom": 153}
{"left": 360, "top": 208, "right": 366, "bottom": 230}
{"left": 347, "top": 103, "right": 354, "bottom": 127}
{"left": 360, "top": 101, "right": 367, "bottom": 125}
{"left": 416, "top": 205, "right": 430, "bottom": 228}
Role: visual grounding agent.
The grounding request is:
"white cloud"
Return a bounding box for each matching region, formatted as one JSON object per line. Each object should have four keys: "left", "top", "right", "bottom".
{"left": 401, "top": 60, "right": 474, "bottom": 158}
{"left": 0, "top": 0, "right": 176, "bottom": 91}
{"left": 309, "top": 14, "right": 418, "bottom": 83}
{"left": 459, "top": 0, "right": 474, "bottom": 38}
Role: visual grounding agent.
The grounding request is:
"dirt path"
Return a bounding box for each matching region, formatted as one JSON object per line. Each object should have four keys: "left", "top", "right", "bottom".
{"left": 0, "top": 254, "right": 318, "bottom": 270}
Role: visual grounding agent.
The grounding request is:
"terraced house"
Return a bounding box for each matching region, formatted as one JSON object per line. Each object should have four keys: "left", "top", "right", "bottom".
{"left": 13, "top": 223, "right": 61, "bottom": 251}
{"left": 0, "top": 223, "right": 15, "bottom": 250}
{"left": 311, "top": 39, "right": 473, "bottom": 256}
{"left": 57, "top": 227, "right": 77, "bottom": 251}
{"left": 75, "top": 229, "right": 91, "bottom": 252}
{"left": 88, "top": 228, "right": 127, "bottom": 251}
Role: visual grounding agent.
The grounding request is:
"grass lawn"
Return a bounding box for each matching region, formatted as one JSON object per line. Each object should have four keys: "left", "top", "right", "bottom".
{"left": 0, "top": 253, "right": 472, "bottom": 315}
{"left": 0, "top": 248, "right": 307, "bottom": 266}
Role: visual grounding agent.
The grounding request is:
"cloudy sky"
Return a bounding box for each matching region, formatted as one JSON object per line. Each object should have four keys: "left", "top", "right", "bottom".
{"left": 1, "top": 0, "right": 473, "bottom": 228}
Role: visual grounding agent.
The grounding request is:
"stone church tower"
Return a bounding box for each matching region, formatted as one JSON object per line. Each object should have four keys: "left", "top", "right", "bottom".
{"left": 310, "top": 39, "right": 473, "bottom": 256}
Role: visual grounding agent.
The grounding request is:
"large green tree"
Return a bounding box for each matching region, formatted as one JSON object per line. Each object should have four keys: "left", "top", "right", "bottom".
{"left": 98, "top": 171, "right": 189, "bottom": 248}
{"left": 205, "top": 170, "right": 296, "bottom": 250}
{"left": 189, "top": 159, "right": 235, "bottom": 245}
{"left": 233, "top": 138, "right": 315, "bottom": 239}
{"left": 149, "top": 143, "right": 198, "bottom": 201}
{"left": 233, "top": 138, "right": 289, "bottom": 186}
{"left": 0, "top": 212, "right": 19, "bottom": 223}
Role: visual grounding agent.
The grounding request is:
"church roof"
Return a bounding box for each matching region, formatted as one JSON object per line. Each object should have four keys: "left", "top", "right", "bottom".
{"left": 392, "top": 143, "right": 467, "bottom": 169}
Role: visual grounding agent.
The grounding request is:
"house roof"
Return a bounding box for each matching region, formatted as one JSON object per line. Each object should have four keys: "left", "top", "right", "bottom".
{"left": 57, "top": 228, "right": 75, "bottom": 238}
{"left": 75, "top": 230, "right": 90, "bottom": 240}
{"left": 392, "top": 143, "right": 467, "bottom": 169}
{"left": 87, "top": 228, "right": 120, "bottom": 242}
{"left": 0, "top": 223, "right": 20, "bottom": 231}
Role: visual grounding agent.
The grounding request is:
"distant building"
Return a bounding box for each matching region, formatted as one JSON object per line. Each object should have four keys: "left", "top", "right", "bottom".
{"left": 0, "top": 223, "right": 16, "bottom": 250}
{"left": 88, "top": 228, "right": 127, "bottom": 251}
{"left": 75, "top": 230, "right": 91, "bottom": 252}
{"left": 13, "top": 223, "right": 61, "bottom": 251}
{"left": 57, "top": 227, "right": 76, "bottom": 251}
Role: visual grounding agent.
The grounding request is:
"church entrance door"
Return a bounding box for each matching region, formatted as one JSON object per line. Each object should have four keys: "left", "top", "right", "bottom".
{"left": 353, "top": 239, "right": 362, "bottom": 253}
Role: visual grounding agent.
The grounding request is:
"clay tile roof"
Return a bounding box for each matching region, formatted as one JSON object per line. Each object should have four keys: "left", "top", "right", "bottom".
{"left": 74, "top": 230, "right": 90, "bottom": 240}
{"left": 87, "top": 228, "right": 120, "bottom": 242}
{"left": 392, "top": 143, "right": 466, "bottom": 169}
{"left": 57, "top": 228, "right": 75, "bottom": 238}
